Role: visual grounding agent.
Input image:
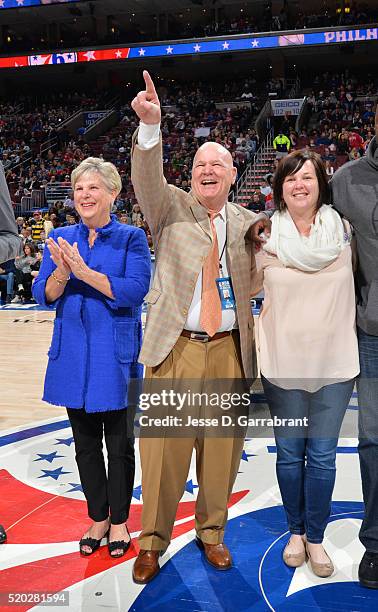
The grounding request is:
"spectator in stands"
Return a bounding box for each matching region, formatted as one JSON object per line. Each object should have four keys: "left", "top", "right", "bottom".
{"left": 33, "top": 156, "right": 150, "bottom": 560}
{"left": 236, "top": 139, "right": 251, "bottom": 161}
{"left": 48, "top": 213, "right": 60, "bottom": 230}
{"left": 260, "top": 177, "right": 272, "bottom": 197}
{"left": 55, "top": 201, "right": 67, "bottom": 223}
{"left": 43, "top": 215, "right": 54, "bottom": 237}
{"left": 60, "top": 202, "right": 75, "bottom": 221}
{"left": 337, "top": 133, "right": 350, "bottom": 155}
{"left": 20, "top": 227, "right": 33, "bottom": 245}
{"left": 0, "top": 259, "right": 16, "bottom": 304}
{"left": 325, "top": 160, "right": 335, "bottom": 178}
{"left": 16, "top": 217, "right": 26, "bottom": 234}
{"left": 280, "top": 114, "right": 292, "bottom": 136}
{"left": 362, "top": 104, "right": 375, "bottom": 122}
{"left": 289, "top": 130, "right": 298, "bottom": 149}
{"left": 322, "top": 147, "right": 336, "bottom": 163}
{"left": 247, "top": 192, "right": 265, "bottom": 213}
{"left": 273, "top": 132, "right": 291, "bottom": 159}
{"left": 29, "top": 210, "right": 45, "bottom": 242}
{"left": 348, "top": 130, "right": 364, "bottom": 153}
{"left": 316, "top": 131, "right": 332, "bottom": 146}
{"left": 349, "top": 147, "right": 361, "bottom": 161}
{"left": 36, "top": 230, "right": 46, "bottom": 254}
{"left": 257, "top": 150, "right": 358, "bottom": 578}
{"left": 131, "top": 204, "right": 144, "bottom": 227}
{"left": 308, "top": 137, "right": 317, "bottom": 148}
{"left": 12, "top": 242, "right": 41, "bottom": 303}
{"left": 118, "top": 213, "right": 129, "bottom": 225}
{"left": 64, "top": 214, "right": 77, "bottom": 226}
{"left": 14, "top": 185, "right": 31, "bottom": 203}
{"left": 247, "top": 129, "right": 259, "bottom": 154}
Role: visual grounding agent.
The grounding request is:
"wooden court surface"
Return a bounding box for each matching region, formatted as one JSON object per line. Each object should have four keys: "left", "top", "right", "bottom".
{"left": 0, "top": 309, "right": 65, "bottom": 430}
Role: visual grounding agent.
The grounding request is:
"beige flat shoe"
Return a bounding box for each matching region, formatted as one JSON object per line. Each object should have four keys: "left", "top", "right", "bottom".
{"left": 283, "top": 538, "right": 307, "bottom": 568}
{"left": 306, "top": 544, "right": 334, "bottom": 578}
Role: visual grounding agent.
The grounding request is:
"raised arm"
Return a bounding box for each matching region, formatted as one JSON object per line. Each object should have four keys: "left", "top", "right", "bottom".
{"left": 131, "top": 70, "right": 161, "bottom": 126}
{"left": 130, "top": 71, "right": 173, "bottom": 235}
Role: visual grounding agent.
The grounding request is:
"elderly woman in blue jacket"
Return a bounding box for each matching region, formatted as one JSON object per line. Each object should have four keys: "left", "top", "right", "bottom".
{"left": 33, "top": 157, "right": 150, "bottom": 558}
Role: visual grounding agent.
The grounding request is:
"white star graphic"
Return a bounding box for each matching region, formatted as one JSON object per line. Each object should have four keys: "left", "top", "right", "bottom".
{"left": 83, "top": 50, "right": 96, "bottom": 61}
{"left": 16, "top": 0, "right": 24, "bottom": 5}
{"left": 251, "top": 39, "right": 259, "bottom": 48}
{"left": 222, "top": 41, "right": 230, "bottom": 50}
{"left": 0, "top": 1, "right": 5, "bottom": 8}
{"left": 193, "top": 44, "right": 201, "bottom": 52}
{"left": 115, "top": 50, "right": 122, "bottom": 58}
{"left": 166, "top": 46, "right": 173, "bottom": 54}
{"left": 138, "top": 48, "right": 146, "bottom": 56}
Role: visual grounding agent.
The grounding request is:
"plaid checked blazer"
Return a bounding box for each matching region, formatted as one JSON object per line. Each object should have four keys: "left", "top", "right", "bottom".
{"left": 131, "top": 132, "right": 261, "bottom": 379}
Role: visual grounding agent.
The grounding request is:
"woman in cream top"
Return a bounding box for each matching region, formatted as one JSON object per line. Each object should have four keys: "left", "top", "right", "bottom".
{"left": 259, "top": 244, "right": 359, "bottom": 390}
{"left": 258, "top": 150, "right": 359, "bottom": 578}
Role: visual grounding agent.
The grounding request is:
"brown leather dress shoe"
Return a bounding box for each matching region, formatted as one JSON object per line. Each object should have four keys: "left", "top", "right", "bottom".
{"left": 196, "top": 538, "right": 232, "bottom": 570}
{"left": 132, "top": 550, "right": 160, "bottom": 584}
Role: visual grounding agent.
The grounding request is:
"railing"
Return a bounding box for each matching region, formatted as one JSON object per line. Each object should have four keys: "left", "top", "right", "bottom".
{"left": 45, "top": 184, "right": 72, "bottom": 205}
{"left": 14, "top": 189, "right": 47, "bottom": 215}
{"left": 255, "top": 76, "right": 301, "bottom": 141}
{"left": 57, "top": 109, "right": 82, "bottom": 131}
{"left": 232, "top": 128, "right": 274, "bottom": 204}
{"left": 255, "top": 99, "right": 273, "bottom": 141}
{"left": 9, "top": 151, "right": 33, "bottom": 176}
{"left": 296, "top": 97, "right": 310, "bottom": 133}
{"left": 105, "top": 95, "right": 121, "bottom": 110}
{"left": 40, "top": 137, "right": 58, "bottom": 157}
{"left": 287, "top": 77, "right": 301, "bottom": 99}
{"left": 83, "top": 109, "right": 118, "bottom": 142}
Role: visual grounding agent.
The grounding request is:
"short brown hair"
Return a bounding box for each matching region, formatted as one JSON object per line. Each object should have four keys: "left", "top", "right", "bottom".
{"left": 273, "top": 150, "right": 330, "bottom": 212}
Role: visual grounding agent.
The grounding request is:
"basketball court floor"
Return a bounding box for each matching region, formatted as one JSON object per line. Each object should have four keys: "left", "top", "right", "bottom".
{"left": 0, "top": 305, "right": 376, "bottom": 611}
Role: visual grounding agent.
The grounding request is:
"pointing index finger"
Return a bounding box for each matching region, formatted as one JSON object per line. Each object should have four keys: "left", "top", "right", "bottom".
{"left": 143, "top": 70, "right": 157, "bottom": 97}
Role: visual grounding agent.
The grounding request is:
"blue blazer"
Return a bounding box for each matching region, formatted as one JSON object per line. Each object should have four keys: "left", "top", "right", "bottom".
{"left": 33, "top": 216, "right": 151, "bottom": 412}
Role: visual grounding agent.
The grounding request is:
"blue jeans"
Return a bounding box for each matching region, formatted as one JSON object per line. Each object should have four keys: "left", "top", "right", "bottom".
{"left": 357, "top": 327, "right": 378, "bottom": 552}
{"left": 262, "top": 377, "right": 354, "bottom": 543}
{"left": 0, "top": 272, "right": 14, "bottom": 297}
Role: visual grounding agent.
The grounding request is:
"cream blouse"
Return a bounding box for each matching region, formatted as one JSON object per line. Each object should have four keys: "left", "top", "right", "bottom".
{"left": 258, "top": 245, "right": 360, "bottom": 391}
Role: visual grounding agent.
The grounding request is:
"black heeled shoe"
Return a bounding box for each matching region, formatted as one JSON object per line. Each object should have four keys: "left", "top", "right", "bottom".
{"left": 108, "top": 525, "right": 131, "bottom": 558}
{"left": 79, "top": 528, "right": 109, "bottom": 556}
{"left": 0, "top": 524, "right": 7, "bottom": 544}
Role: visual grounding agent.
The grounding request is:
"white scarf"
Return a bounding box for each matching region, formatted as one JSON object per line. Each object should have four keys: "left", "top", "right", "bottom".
{"left": 263, "top": 205, "right": 349, "bottom": 272}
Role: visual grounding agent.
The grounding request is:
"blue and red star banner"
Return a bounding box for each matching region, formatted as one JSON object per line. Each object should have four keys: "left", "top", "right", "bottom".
{"left": 0, "top": 0, "right": 78, "bottom": 8}
{"left": 0, "top": 26, "right": 376, "bottom": 69}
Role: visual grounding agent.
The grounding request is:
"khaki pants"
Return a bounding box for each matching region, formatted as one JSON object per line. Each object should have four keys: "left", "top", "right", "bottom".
{"left": 139, "top": 331, "right": 248, "bottom": 550}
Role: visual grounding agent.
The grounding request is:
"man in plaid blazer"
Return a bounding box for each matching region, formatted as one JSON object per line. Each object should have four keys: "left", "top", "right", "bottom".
{"left": 131, "top": 71, "right": 261, "bottom": 584}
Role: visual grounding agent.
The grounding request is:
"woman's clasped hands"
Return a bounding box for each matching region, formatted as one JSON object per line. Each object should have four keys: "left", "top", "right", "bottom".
{"left": 46, "top": 237, "right": 89, "bottom": 281}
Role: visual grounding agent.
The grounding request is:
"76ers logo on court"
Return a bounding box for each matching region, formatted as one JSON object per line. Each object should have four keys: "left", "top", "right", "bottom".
{"left": 0, "top": 418, "right": 371, "bottom": 611}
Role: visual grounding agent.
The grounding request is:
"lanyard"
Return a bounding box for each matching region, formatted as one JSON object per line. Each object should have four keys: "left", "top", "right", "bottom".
{"left": 210, "top": 212, "right": 227, "bottom": 272}
{"left": 219, "top": 233, "right": 227, "bottom": 273}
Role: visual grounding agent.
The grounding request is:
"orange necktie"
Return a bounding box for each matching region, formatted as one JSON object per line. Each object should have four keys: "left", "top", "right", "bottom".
{"left": 200, "top": 212, "right": 222, "bottom": 337}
